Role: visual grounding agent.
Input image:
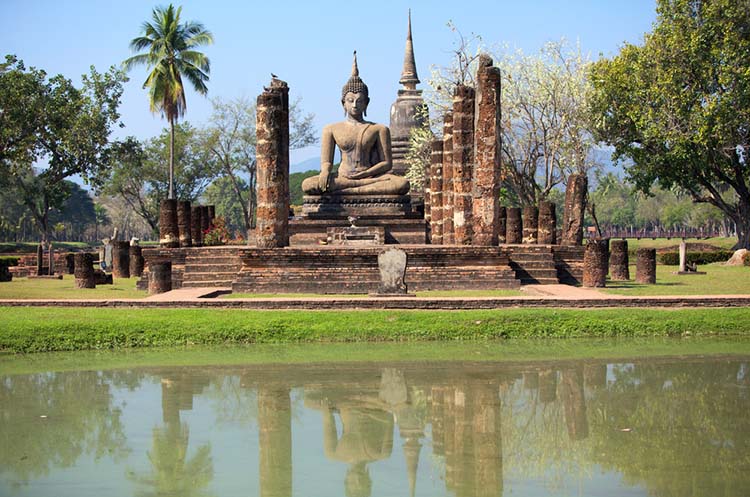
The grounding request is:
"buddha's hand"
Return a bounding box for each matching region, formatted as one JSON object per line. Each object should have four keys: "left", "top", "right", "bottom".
{"left": 318, "top": 172, "right": 331, "bottom": 192}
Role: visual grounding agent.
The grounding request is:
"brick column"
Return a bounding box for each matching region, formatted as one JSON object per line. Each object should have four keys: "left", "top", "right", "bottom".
{"left": 522, "top": 206, "right": 539, "bottom": 244}
{"left": 442, "top": 113, "right": 454, "bottom": 244}
{"left": 430, "top": 139, "right": 444, "bottom": 244}
{"left": 112, "top": 240, "right": 130, "bottom": 278}
{"left": 609, "top": 239, "right": 630, "bottom": 280}
{"left": 200, "top": 205, "right": 210, "bottom": 237}
{"left": 583, "top": 239, "right": 609, "bottom": 287}
{"left": 177, "top": 200, "right": 192, "bottom": 247}
{"left": 129, "top": 244, "right": 144, "bottom": 278}
{"left": 190, "top": 205, "right": 203, "bottom": 247}
{"left": 562, "top": 173, "right": 587, "bottom": 246}
{"left": 472, "top": 55, "right": 502, "bottom": 246}
{"left": 452, "top": 85, "right": 475, "bottom": 245}
{"left": 506, "top": 207, "right": 522, "bottom": 244}
{"left": 74, "top": 253, "right": 95, "bottom": 289}
{"left": 159, "top": 199, "right": 179, "bottom": 248}
{"left": 636, "top": 248, "right": 656, "bottom": 284}
{"left": 255, "top": 79, "right": 290, "bottom": 248}
{"left": 498, "top": 207, "right": 507, "bottom": 244}
{"left": 538, "top": 201, "right": 557, "bottom": 245}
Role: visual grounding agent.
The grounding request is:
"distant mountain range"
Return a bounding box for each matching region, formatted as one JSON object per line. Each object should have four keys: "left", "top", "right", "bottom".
{"left": 291, "top": 156, "right": 320, "bottom": 174}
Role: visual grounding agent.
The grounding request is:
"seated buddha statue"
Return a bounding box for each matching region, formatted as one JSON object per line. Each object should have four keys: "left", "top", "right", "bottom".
{"left": 302, "top": 52, "right": 410, "bottom": 196}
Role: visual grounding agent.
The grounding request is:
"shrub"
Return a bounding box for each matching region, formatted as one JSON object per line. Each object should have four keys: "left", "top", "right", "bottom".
{"left": 744, "top": 251, "right": 750, "bottom": 267}
{"left": 203, "top": 216, "right": 231, "bottom": 246}
{"left": 659, "top": 250, "right": 734, "bottom": 265}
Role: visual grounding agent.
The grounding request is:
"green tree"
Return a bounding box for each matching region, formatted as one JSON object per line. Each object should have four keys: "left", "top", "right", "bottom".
{"left": 202, "top": 176, "right": 248, "bottom": 235}
{"left": 102, "top": 125, "right": 220, "bottom": 234}
{"left": 0, "top": 56, "right": 125, "bottom": 242}
{"left": 205, "top": 96, "right": 316, "bottom": 237}
{"left": 123, "top": 4, "right": 213, "bottom": 200}
{"left": 589, "top": 0, "right": 750, "bottom": 248}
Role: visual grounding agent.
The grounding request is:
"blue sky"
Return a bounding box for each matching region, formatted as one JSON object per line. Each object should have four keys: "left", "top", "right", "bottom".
{"left": 1, "top": 0, "right": 657, "bottom": 164}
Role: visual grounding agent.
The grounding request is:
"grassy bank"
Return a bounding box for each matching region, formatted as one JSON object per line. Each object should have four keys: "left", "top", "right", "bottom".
{"left": 225, "top": 289, "right": 525, "bottom": 299}
{"left": 1, "top": 306, "right": 749, "bottom": 353}
{"left": 0, "top": 275, "right": 145, "bottom": 299}
{"left": 604, "top": 263, "right": 750, "bottom": 295}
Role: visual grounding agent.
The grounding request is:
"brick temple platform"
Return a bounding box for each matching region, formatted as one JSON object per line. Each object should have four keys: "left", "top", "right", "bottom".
{"left": 136, "top": 244, "right": 584, "bottom": 294}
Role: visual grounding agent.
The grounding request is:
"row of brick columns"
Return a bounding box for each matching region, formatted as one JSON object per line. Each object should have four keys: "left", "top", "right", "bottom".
{"left": 582, "top": 238, "right": 657, "bottom": 287}
{"left": 159, "top": 200, "right": 215, "bottom": 248}
{"left": 426, "top": 54, "right": 587, "bottom": 248}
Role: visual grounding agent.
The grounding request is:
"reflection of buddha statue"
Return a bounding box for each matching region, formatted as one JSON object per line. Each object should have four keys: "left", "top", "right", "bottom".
{"left": 302, "top": 52, "right": 410, "bottom": 197}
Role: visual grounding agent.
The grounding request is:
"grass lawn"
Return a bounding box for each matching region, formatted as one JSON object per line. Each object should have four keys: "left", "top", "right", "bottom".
{"left": 225, "top": 289, "right": 525, "bottom": 299}
{"left": 615, "top": 236, "right": 737, "bottom": 251}
{"left": 0, "top": 275, "right": 146, "bottom": 300}
{"left": 604, "top": 263, "right": 750, "bottom": 296}
{"left": 1, "top": 306, "right": 750, "bottom": 353}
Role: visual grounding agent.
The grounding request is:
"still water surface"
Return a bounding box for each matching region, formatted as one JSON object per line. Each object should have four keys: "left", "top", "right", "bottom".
{"left": 1, "top": 342, "right": 749, "bottom": 497}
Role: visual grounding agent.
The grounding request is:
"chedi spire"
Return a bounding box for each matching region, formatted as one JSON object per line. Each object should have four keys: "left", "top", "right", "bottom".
{"left": 399, "top": 9, "right": 420, "bottom": 90}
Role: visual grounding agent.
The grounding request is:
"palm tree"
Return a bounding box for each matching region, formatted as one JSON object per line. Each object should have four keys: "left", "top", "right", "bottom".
{"left": 123, "top": 4, "right": 213, "bottom": 200}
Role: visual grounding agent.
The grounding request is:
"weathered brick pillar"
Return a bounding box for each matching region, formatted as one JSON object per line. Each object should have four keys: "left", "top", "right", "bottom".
{"left": 506, "top": 207, "right": 522, "bottom": 244}
{"left": 112, "top": 241, "right": 130, "bottom": 278}
{"left": 207, "top": 205, "right": 216, "bottom": 229}
{"left": 442, "top": 113, "right": 455, "bottom": 244}
{"left": 562, "top": 174, "right": 587, "bottom": 246}
{"left": 255, "top": 78, "right": 290, "bottom": 248}
{"left": 430, "top": 139, "right": 444, "bottom": 244}
{"left": 609, "top": 239, "right": 630, "bottom": 280}
{"left": 636, "top": 248, "right": 656, "bottom": 284}
{"left": 498, "top": 207, "right": 507, "bottom": 244}
{"left": 47, "top": 242, "right": 54, "bottom": 275}
{"left": 148, "top": 260, "right": 172, "bottom": 295}
{"left": 74, "top": 253, "right": 95, "bottom": 289}
{"left": 159, "top": 199, "right": 179, "bottom": 248}
{"left": 583, "top": 239, "right": 609, "bottom": 287}
{"left": 522, "top": 206, "right": 539, "bottom": 244}
{"left": 472, "top": 55, "right": 502, "bottom": 246}
{"left": 65, "top": 253, "right": 75, "bottom": 274}
{"left": 538, "top": 201, "right": 557, "bottom": 245}
{"left": 177, "top": 200, "right": 192, "bottom": 247}
{"left": 129, "top": 244, "right": 144, "bottom": 278}
{"left": 258, "top": 387, "right": 292, "bottom": 497}
{"left": 424, "top": 156, "right": 431, "bottom": 230}
{"left": 190, "top": 205, "right": 203, "bottom": 247}
{"left": 452, "top": 85, "right": 475, "bottom": 245}
{"left": 36, "top": 242, "right": 43, "bottom": 276}
{"left": 200, "top": 205, "right": 210, "bottom": 237}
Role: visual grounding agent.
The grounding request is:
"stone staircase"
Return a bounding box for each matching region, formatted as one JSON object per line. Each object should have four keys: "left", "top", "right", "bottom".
{"left": 181, "top": 247, "right": 242, "bottom": 288}
{"left": 508, "top": 245, "right": 559, "bottom": 285}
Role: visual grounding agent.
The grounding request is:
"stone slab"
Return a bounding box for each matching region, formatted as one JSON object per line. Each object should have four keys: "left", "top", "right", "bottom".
{"left": 327, "top": 226, "right": 385, "bottom": 245}
{"left": 302, "top": 194, "right": 412, "bottom": 218}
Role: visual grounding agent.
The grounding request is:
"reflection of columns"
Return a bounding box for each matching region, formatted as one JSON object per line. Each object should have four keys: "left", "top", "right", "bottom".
{"left": 430, "top": 387, "right": 446, "bottom": 457}
{"left": 560, "top": 369, "right": 589, "bottom": 441}
{"left": 258, "top": 386, "right": 292, "bottom": 497}
{"left": 538, "top": 370, "right": 557, "bottom": 403}
{"left": 523, "top": 372, "right": 539, "bottom": 390}
{"left": 583, "top": 364, "right": 607, "bottom": 390}
{"left": 472, "top": 382, "right": 503, "bottom": 497}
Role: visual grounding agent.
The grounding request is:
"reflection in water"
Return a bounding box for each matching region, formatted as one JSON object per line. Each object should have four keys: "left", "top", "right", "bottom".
{"left": 1, "top": 356, "right": 749, "bottom": 496}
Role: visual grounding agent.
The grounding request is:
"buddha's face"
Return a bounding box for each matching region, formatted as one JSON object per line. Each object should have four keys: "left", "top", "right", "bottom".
{"left": 342, "top": 91, "right": 369, "bottom": 119}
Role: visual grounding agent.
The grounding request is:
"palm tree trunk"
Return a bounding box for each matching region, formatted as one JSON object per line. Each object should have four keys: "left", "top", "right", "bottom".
{"left": 169, "top": 115, "right": 175, "bottom": 200}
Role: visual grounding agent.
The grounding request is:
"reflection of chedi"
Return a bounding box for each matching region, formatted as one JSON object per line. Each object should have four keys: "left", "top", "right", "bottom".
{"left": 302, "top": 52, "right": 410, "bottom": 196}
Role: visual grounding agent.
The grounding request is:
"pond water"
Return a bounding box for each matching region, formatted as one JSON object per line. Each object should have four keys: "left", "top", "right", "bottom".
{"left": 1, "top": 340, "right": 749, "bottom": 497}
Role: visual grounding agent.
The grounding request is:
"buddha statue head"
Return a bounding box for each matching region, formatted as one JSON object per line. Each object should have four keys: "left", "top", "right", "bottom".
{"left": 342, "top": 51, "right": 369, "bottom": 118}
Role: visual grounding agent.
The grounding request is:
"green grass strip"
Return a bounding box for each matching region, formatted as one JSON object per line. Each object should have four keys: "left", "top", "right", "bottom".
{"left": 1, "top": 306, "right": 750, "bottom": 354}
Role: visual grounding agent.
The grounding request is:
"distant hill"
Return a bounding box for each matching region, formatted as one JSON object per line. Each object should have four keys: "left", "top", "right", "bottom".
{"left": 291, "top": 156, "right": 320, "bottom": 174}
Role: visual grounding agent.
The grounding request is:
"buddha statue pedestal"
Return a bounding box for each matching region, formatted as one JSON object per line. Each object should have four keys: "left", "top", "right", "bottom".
{"left": 302, "top": 194, "right": 412, "bottom": 218}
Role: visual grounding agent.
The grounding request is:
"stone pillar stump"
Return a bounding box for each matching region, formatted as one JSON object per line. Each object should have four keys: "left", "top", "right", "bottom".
{"left": 636, "top": 248, "right": 657, "bottom": 284}
{"left": 159, "top": 199, "right": 179, "bottom": 248}
{"left": 538, "top": 201, "right": 557, "bottom": 245}
{"left": 177, "top": 200, "right": 192, "bottom": 248}
{"left": 112, "top": 241, "right": 130, "bottom": 278}
{"left": 148, "top": 260, "right": 172, "bottom": 295}
{"left": 207, "top": 205, "right": 216, "bottom": 229}
{"left": 74, "top": 253, "right": 95, "bottom": 289}
{"left": 583, "top": 239, "right": 609, "bottom": 287}
{"left": 609, "top": 240, "right": 630, "bottom": 280}
{"left": 498, "top": 206, "right": 507, "bottom": 244}
{"left": 191, "top": 205, "right": 203, "bottom": 247}
{"left": 200, "top": 205, "right": 210, "bottom": 237}
{"left": 129, "top": 245, "right": 144, "bottom": 278}
{"left": 506, "top": 207, "right": 522, "bottom": 244}
{"left": 522, "top": 206, "right": 539, "bottom": 244}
